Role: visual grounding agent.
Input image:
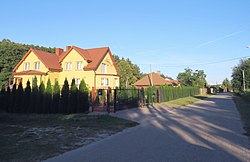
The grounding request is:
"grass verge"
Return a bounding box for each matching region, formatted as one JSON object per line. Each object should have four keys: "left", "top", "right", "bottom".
{"left": 0, "top": 113, "right": 138, "bottom": 162}
{"left": 233, "top": 92, "right": 250, "bottom": 137}
{"left": 162, "top": 95, "right": 209, "bottom": 106}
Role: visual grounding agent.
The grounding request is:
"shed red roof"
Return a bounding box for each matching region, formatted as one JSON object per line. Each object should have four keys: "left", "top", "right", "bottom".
{"left": 133, "top": 72, "right": 179, "bottom": 86}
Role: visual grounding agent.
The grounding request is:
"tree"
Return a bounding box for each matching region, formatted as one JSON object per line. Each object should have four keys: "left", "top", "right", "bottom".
{"left": 37, "top": 81, "right": 45, "bottom": 113}
{"left": 30, "top": 76, "right": 38, "bottom": 113}
{"left": 44, "top": 79, "right": 52, "bottom": 113}
{"left": 60, "top": 78, "right": 69, "bottom": 114}
{"left": 52, "top": 80, "right": 60, "bottom": 113}
{"left": 177, "top": 68, "right": 194, "bottom": 86}
{"left": 177, "top": 68, "right": 207, "bottom": 88}
{"left": 23, "top": 80, "right": 31, "bottom": 113}
{"left": 222, "top": 78, "right": 232, "bottom": 92}
{"left": 69, "top": 78, "right": 78, "bottom": 113}
{"left": 77, "top": 79, "right": 89, "bottom": 113}
{"left": 16, "top": 83, "right": 24, "bottom": 113}
{"left": 231, "top": 59, "right": 250, "bottom": 92}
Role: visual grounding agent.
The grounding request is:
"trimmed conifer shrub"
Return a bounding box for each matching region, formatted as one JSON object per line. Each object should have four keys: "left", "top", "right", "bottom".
{"left": 44, "top": 79, "right": 52, "bottom": 113}
{"left": 30, "top": 77, "right": 38, "bottom": 113}
{"left": 23, "top": 80, "right": 31, "bottom": 113}
{"left": 60, "top": 78, "right": 69, "bottom": 114}
{"left": 69, "top": 78, "right": 78, "bottom": 113}
{"left": 52, "top": 80, "right": 60, "bottom": 113}
{"left": 37, "top": 81, "right": 45, "bottom": 114}
{"left": 16, "top": 83, "right": 24, "bottom": 113}
{"left": 77, "top": 79, "right": 89, "bottom": 113}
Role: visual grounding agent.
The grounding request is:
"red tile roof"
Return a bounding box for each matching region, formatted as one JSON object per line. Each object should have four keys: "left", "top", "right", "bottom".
{"left": 13, "top": 49, "right": 61, "bottom": 72}
{"left": 133, "top": 72, "right": 179, "bottom": 86}
{"left": 59, "top": 46, "right": 119, "bottom": 73}
{"left": 13, "top": 46, "right": 119, "bottom": 75}
{"left": 13, "top": 70, "right": 47, "bottom": 76}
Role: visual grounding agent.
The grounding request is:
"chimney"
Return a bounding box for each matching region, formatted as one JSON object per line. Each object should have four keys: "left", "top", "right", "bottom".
{"left": 55, "top": 48, "right": 64, "bottom": 56}
{"left": 66, "top": 46, "right": 71, "bottom": 51}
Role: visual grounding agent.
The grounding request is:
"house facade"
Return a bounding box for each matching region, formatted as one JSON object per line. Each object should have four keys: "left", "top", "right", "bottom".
{"left": 13, "top": 46, "right": 120, "bottom": 89}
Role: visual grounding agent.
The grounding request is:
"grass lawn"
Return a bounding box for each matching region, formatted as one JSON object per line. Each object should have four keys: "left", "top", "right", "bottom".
{"left": 159, "top": 95, "right": 210, "bottom": 107}
{"left": 0, "top": 113, "right": 138, "bottom": 162}
{"left": 233, "top": 92, "right": 250, "bottom": 137}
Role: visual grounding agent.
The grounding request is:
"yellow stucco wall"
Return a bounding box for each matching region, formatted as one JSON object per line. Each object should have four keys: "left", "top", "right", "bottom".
{"left": 14, "top": 51, "right": 49, "bottom": 88}
{"left": 59, "top": 49, "right": 89, "bottom": 86}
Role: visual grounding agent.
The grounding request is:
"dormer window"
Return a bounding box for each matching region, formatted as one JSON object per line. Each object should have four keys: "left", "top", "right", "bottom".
{"left": 76, "top": 61, "right": 83, "bottom": 70}
{"left": 24, "top": 62, "right": 30, "bottom": 70}
{"left": 102, "top": 63, "right": 106, "bottom": 74}
{"left": 65, "top": 62, "right": 72, "bottom": 70}
{"left": 34, "top": 61, "right": 40, "bottom": 70}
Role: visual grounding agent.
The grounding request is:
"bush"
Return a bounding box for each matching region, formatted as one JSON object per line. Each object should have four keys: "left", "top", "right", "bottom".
{"left": 60, "top": 78, "right": 69, "bottom": 114}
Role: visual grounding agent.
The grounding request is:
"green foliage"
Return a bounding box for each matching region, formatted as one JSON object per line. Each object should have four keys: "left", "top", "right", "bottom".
{"left": 44, "top": 79, "right": 52, "bottom": 113}
{"left": 52, "top": 80, "right": 60, "bottom": 113}
{"left": 0, "top": 39, "right": 55, "bottom": 88}
{"left": 16, "top": 83, "right": 24, "bottom": 113}
{"left": 69, "top": 79, "right": 78, "bottom": 113}
{"left": 115, "top": 56, "right": 144, "bottom": 88}
{"left": 60, "top": 78, "right": 69, "bottom": 113}
{"left": 177, "top": 68, "right": 207, "bottom": 88}
{"left": 37, "top": 81, "right": 45, "bottom": 113}
{"left": 231, "top": 59, "right": 250, "bottom": 92}
{"left": 30, "top": 77, "right": 38, "bottom": 113}
{"left": 23, "top": 80, "right": 31, "bottom": 113}
{"left": 78, "top": 79, "right": 89, "bottom": 112}
{"left": 222, "top": 78, "right": 232, "bottom": 92}
{"left": 145, "top": 86, "right": 199, "bottom": 103}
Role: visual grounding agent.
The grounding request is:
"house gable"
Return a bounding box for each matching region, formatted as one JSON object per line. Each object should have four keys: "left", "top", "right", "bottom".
{"left": 96, "top": 51, "right": 118, "bottom": 75}
{"left": 14, "top": 50, "right": 49, "bottom": 73}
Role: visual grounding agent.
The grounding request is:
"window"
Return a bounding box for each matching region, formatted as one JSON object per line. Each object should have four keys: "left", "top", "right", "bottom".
{"left": 76, "top": 61, "right": 83, "bottom": 70}
{"left": 114, "top": 78, "right": 119, "bottom": 87}
{"left": 34, "top": 61, "right": 40, "bottom": 70}
{"left": 65, "top": 62, "right": 72, "bottom": 70}
{"left": 24, "top": 62, "right": 30, "bottom": 70}
{"left": 101, "top": 78, "right": 109, "bottom": 86}
{"left": 76, "top": 78, "right": 81, "bottom": 85}
{"left": 101, "top": 63, "right": 106, "bottom": 74}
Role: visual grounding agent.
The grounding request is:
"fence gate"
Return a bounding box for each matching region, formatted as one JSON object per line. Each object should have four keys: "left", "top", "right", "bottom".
{"left": 91, "top": 87, "right": 145, "bottom": 113}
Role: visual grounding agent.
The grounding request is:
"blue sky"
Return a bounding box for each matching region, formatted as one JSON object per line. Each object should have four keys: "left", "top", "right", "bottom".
{"left": 1, "top": 0, "right": 250, "bottom": 84}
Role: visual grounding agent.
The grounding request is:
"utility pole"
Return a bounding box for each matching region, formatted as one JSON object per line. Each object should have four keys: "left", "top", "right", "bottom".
{"left": 150, "top": 64, "right": 153, "bottom": 86}
{"left": 242, "top": 69, "right": 246, "bottom": 92}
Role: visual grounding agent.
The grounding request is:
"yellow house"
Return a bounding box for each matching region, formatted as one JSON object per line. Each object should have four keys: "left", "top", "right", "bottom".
{"left": 13, "top": 46, "right": 120, "bottom": 89}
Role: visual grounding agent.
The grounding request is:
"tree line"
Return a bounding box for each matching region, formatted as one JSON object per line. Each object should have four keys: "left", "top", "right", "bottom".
{"left": 231, "top": 59, "right": 250, "bottom": 92}
{"left": 0, "top": 77, "right": 89, "bottom": 114}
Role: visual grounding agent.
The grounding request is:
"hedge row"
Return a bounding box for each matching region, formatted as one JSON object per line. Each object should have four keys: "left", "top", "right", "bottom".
{"left": 145, "top": 86, "right": 200, "bottom": 103}
{"left": 0, "top": 77, "right": 89, "bottom": 114}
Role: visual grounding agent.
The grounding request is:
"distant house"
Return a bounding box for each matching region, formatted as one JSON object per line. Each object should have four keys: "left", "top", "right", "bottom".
{"left": 132, "top": 72, "right": 179, "bottom": 88}
{"left": 13, "top": 46, "right": 120, "bottom": 89}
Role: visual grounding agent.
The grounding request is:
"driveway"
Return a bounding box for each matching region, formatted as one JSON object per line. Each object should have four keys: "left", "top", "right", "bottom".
{"left": 45, "top": 93, "right": 250, "bottom": 162}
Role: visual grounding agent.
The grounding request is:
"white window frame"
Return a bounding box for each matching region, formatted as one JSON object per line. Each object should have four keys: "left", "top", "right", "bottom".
{"left": 101, "top": 78, "right": 109, "bottom": 86}
{"left": 76, "top": 61, "right": 83, "bottom": 70}
{"left": 65, "top": 62, "right": 72, "bottom": 70}
{"left": 101, "top": 63, "right": 106, "bottom": 74}
{"left": 34, "top": 61, "right": 40, "bottom": 70}
{"left": 24, "top": 62, "right": 30, "bottom": 70}
{"left": 114, "top": 78, "right": 118, "bottom": 87}
{"left": 76, "top": 78, "right": 81, "bottom": 85}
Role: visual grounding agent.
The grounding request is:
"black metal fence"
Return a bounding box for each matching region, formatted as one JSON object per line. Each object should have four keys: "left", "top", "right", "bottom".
{"left": 91, "top": 88, "right": 144, "bottom": 113}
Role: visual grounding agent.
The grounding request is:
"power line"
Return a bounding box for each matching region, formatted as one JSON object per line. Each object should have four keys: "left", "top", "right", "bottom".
{"left": 137, "top": 56, "right": 250, "bottom": 68}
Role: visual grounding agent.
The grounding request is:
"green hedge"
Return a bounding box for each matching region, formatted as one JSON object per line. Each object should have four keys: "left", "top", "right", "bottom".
{"left": 145, "top": 86, "right": 199, "bottom": 103}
